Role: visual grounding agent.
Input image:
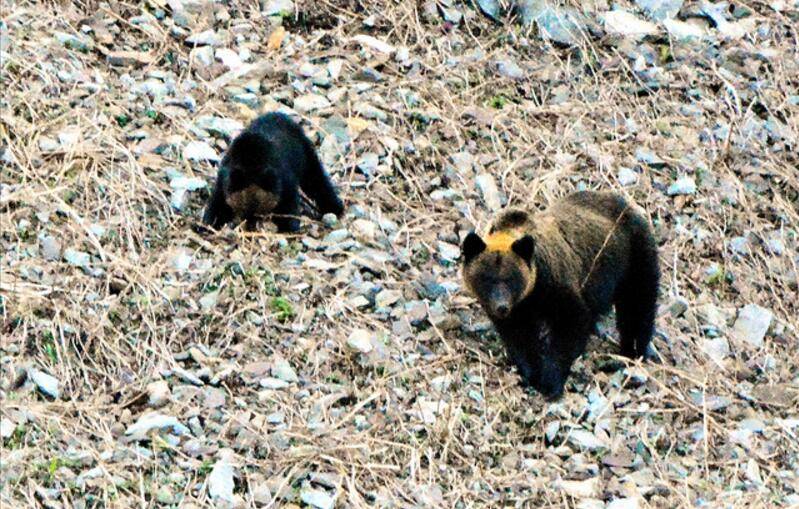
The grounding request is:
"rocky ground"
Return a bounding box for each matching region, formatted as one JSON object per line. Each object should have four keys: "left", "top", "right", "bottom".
{"left": 1, "top": 0, "right": 798, "bottom": 507}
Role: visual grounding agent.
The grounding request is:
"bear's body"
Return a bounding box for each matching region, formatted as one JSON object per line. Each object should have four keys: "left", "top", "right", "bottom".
{"left": 461, "top": 191, "right": 660, "bottom": 399}
{"left": 203, "top": 112, "right": 344, "bottom": 232}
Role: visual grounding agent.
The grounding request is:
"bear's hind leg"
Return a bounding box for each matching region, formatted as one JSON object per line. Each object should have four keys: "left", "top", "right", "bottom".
{"left": 615, "top": 237, "right": 659, "bottom": 358}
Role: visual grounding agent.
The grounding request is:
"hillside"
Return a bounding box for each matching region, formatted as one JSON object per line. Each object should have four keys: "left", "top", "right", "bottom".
{"left": 1, "top": 0, "right": 798, "bottom": 507}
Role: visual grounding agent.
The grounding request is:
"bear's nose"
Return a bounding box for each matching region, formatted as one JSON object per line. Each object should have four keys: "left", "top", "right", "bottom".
{"left": 495, "top": 304, "right": 510, "bottom": 318}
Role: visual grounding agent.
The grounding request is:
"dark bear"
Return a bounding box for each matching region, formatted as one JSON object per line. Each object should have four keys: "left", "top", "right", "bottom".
{"left": 203, "top": 112, "right": 344, "bottom": 232}
{"left": 461, "top": 191, "right": 660, "bottom": 399}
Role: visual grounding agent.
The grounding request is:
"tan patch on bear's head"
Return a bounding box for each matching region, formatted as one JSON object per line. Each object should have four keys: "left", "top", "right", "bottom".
{"left": 484, "top": 231, "right": 517, "bottom": 253}
{"left": 461, "top": 231, "right": 537, "bottom": 319}
{"left": 225, "top": 185, "right": 279, "bottom": 219}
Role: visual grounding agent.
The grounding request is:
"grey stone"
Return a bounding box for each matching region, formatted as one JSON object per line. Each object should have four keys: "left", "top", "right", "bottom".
{"left": 664, "top": 18, "right": 705, "bottom": 40}
{"left": 617, "top": 167, "right": 638, "bottom": 186}
{"left": 323, "top": 229, "right": 349, "bottom": 243}
{"left": 199, "top": 291, "right": 219, "bottom": 311}
{"left": 294, "top": 93, "right": 331, "bottom": 113}
{"left": 64, "top": 248, "right": 91, "bottom": 268}
{"left": 208, "top": 455, "right": 235, "bottom": 502}
{"left": 496, "top": 58, "right": 525, "bottom": 80}
{"left": 731, "top": 304, "right": 772, "bottom": 347}
{"left": 259, "top": 377, "right": 290, "bottom": 390}
{"left": 186, "top": 30, "right": 221, "bottom": 46}
{"left": 0, "top": 418, "right": 15, "bottom": 439}
{"left": 183, "top": 141, "right": 219, "bottom": 162}
{"left": 321, "top": 213, "right": 338, "bottom": 228}
{"left": 40, "top": 235, "right": 62, "bottom": 261}
{"left": 300, "top": 488, "right": 334, "bottom": 509}
{"left": 356, "top": 152, "right": 379, "bottom": 176}
{"left": 607, "top": 498, "right": 641, "bottom": 509}
{"left": 603, "top": 10, "right": 659, "bottom": 38}
{"left": 450, "top": 151, "right": 474, "bottom": 173}
{"left": 272, "top": 359, "right": 299, "bottom": 383}
{"left": 476, "top": 0, "right": 501, "bottom": 21}
{"left": 635, "top": 147, "right": 666, "bottom": 166}
{"left": 147, "top": 380, "right": 171, "bottom": 408}
{"left": 190, "top": 46, "right": 215, "bottom": 66}
{"left": 669, "top": 296, "right": 689, "bottom": 317}
{"left": 635, "top": 0, "right": 683, "bottom": 20}
{"left": 526, "top": 5, "right": 584, "bottom": 46}
{"left": 764, "top": 232, "right": 785, "bottom": 256}
{"left": 263, "top": 0, "right": 295, "bottom": 17}
{"left": 567, "top": 429, "right": 607, "bottom": 450}
{"left": 125, "top": 413, "right": 191, "bottom": 439}
{"left": 437, "top": 241, "right": 460, "bottom": 263}
{"left": 195, "top": 115, "right": 243, "bottom": 138}
{"left": 376, "top": 290, "right": 402, "bottom": 309}
{"left": 667, "top": 176, "right": 696, "bottom": 196}
{"left": 347, "top": 329, "right": 374, "bottom": 353}
{"left": 702, "top": 337, "right": 730, "bottom": 364}
{"left": 28, "top": 368, "right": 60, "bottom": 399}
{"left": 729, "top": 236, "right": 750, "bottom": 256}
{"left": 475, "top": 173, "right": 502, "bottom": 211}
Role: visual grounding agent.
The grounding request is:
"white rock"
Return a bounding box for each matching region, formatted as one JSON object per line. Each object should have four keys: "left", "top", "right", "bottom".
{"left": 272, "top": 358, "right": 299, "bottom": 383}
{"left": 567, "top": 429, "right": 608, "bottom": 450}
{"left": 351, "top": 219, "right": 379, "bottom": 241}
{"left": 554, "top": 478, "right": 600, "bottom": 498}
{"left": 667, "top": 176, "right": 696, "bottom": 195}
{"left": 183, "top": 141, "right": 219, "bottom": 162}
{"left": 190, "top": 46, "right": 215, "bottom": 66}
{"left": 208, "top": 456, "right": 235, "bottom": 502}
{"left": 186, "top": 29, "right": 220, "bottom": 46}
{"left": 259, "top": 377, "right": 290, "bottom": 390}
{"left": 617, "top": 167, "right": 638, "bottom": 186}
{"left": 125, "top": 413, "right": 190, "bottom": 439}
{"left": 663, "top": 18, "right": 705, "bottom": 40}
{"left": 350, "top": 34, "right": 396, "bottom": 54}
{"left": 146, "top": 380, "right": 171, "bottom": 408}
{"left": 745, "top": 458, "right": 762, "bottom": 484}
{"left": 263, "top": 0, "right": 295, "bottom": 16}
{"left": 413, "top": 398, "right": 447, "bottom": 424}
{"left": 293, "top": 93, "right": 331, "bottom": 113}
{"left": 475, "top": 173, "right": 502, "bottom": 211}
{"left": 195, "top": 115, "right": 244, "bottom": 138}
{"left": 215, "top": 48, "right": 242, "bottom": 70}
{"left": 603, "top": 10, "right": 659, "bottom": 38}
{"left": 731, "top": 304, "right": 773, "bottom": 347}
{"left": 0, "top": 417, "right": 16, "bottom": 438}
{"left": 300, "top": 488, "right": 334, "bottom": 509}
{"left": 701, "top": 337, "right": 730, "bottom": 364}
{"left": 347, "top": 329, "right": 373, "bottom": 353}
{"left": 437, "top": 241, "right": 460, "bottom": 262}
{"left": 607, "top": 498, "right": 641, "bottom": 509}
{"left": 172, "top": 251, "right": 192, "bottom": 271}
{"left": 576, "top": 500, "right": 605, "bottom": 509}
{"left": 64, "top": 248, "right": 90, "bottom": 268}
{"left": 199, "top": 291, "right": 219, "bottom": 311}
{"left": 38, "top": 137, "right": 60, "bottom": 152}
{"left": 327, "top": 59, "right": 344, "bottom": 80}
{"left": 58, "top": 127, "right": 81, "bottom": 148}
{"left": 28, "top": 368, "right": 60, "bottom": 399}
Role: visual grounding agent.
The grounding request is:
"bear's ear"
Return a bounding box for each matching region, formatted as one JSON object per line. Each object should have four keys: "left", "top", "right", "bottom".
{"left": 511, "top": 235, "right": 535, "bottom": 266}
{"left": 461, "top": 232, "right": 486, "bottom": 264}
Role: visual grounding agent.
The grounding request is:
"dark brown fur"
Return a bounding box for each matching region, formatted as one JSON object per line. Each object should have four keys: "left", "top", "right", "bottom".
{"left": 462, "top": 191, "right": 660, "bottom": 399}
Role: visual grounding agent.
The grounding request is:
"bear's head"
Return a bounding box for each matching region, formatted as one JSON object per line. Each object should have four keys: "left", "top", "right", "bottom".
{"left": 461, "top": 229, "right": 536, "bottom": 320}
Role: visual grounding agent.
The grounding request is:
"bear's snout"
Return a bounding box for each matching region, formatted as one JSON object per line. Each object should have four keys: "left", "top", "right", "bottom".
{"left": 489, "top": 287, "right": 512, "bottom": 319}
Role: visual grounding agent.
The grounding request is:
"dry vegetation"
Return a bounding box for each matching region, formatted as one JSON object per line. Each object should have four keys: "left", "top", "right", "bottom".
{"left": 1, "top": 0, "right": 798, "bottom": 507}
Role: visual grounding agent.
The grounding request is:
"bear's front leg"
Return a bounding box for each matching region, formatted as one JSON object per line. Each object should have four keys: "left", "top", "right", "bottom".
{"left": 496, "top": 319, "right": 550, "bottom": 393}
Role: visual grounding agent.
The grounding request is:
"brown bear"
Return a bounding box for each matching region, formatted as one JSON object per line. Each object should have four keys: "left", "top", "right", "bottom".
{"left": 461, "top": 191, "right": 660, "bottom": 399}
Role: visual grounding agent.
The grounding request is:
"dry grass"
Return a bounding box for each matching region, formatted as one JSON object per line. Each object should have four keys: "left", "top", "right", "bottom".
{"left": 1, "top": 0, "right": 798, "bottom": 507}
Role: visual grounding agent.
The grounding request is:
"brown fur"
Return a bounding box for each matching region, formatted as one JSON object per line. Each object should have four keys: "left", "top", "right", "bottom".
{"left": 224, "top": 185, "right": 280, "bottom": 220}
{"left": 461, "top": 191, "right": 660, "bottom": 399}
